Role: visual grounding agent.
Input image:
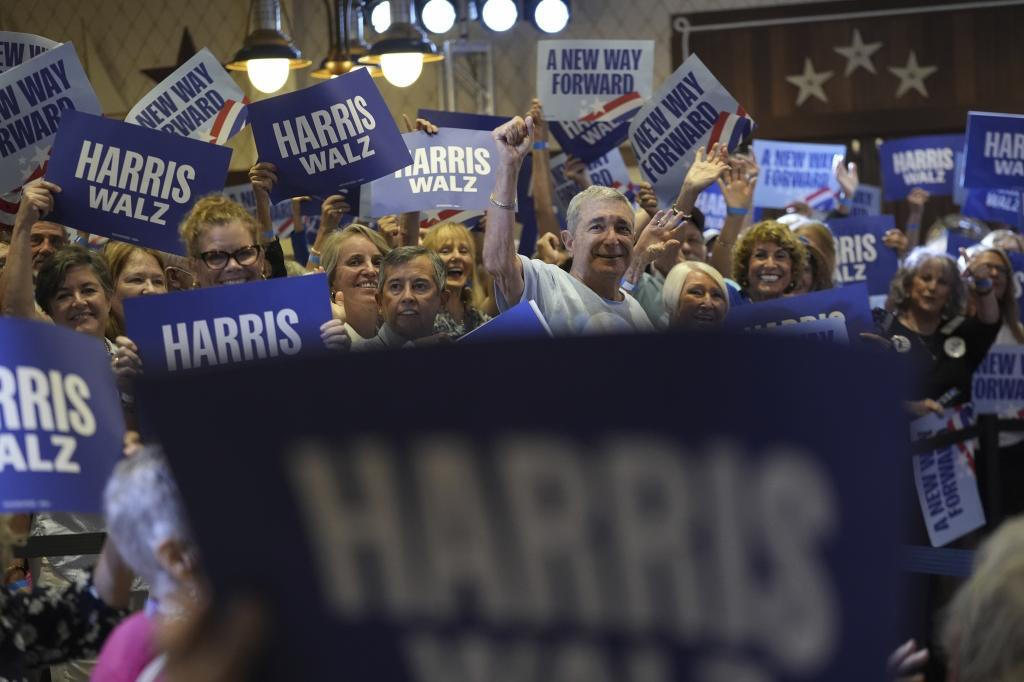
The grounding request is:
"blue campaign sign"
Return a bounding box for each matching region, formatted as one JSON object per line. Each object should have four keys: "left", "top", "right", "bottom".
{"left": 138, "top": 329, "right": 909, "bottom": 682}
{"left": 0, "top": 318, "right": 124, "bottom": 513}
{"left": 364, "top": 128, "right": 497, "bottom": 215}
{"left": 695, "top": 181, "right": 726, "bottom": 230}
{"left": 124, "top": 273, "right": 332, "bottom": 373}
{"left": 964, "top": 111, "right": 1024, "bottom": 189}
{"left": 946, "top": 232, "right": 980, "bottom": 258}
{"left": 550, "top": 119, "right": 630, "bottom": 162}
{"left": 752, "top": 140, "right": 845, "bottom": 211}
{"left": 0, "top": 31, "right": 58, "bottom": 73}
{"left": 962, "top": 187, "right": 1023, "bottom": 228}
{"left": 726, "top": 283, "right": 875, "bottom": 341}
{"left": 459, "top": 299, "right": 553, "bottom": 342}
{"left": 973, "top": 345, "right": 1024, "bottom": 414}
{"left": 46, "top": 110, "right": 231, "bottom": 255}
{"left": 0, "top": 41, "right": 101, "bottom": 194}
{"left": 248, "top": 68, "right": 411, "bottom": 203}
{"left": 879, "top": 134, "right": 962, "bottom": 201}
{"left": 849, "top": 184, "right": 881, "bottom": 217}
{"left": 416, "top": 109, "right": 538, "bottom": 256}
{"left": 826, "top": 215, "right": 899, "bottom": 297}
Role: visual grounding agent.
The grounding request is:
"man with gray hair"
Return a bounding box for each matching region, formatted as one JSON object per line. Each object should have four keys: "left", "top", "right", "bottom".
{"left": 483, "top": 115, "right": 654, "bottom": 336}
{"left": 355, "top": 245, "right": 449, "bottom": 350}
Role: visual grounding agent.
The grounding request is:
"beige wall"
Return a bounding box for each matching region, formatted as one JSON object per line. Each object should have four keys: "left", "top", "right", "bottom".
{"left": 3, "top": 0, "right": 830, "bottom": 170}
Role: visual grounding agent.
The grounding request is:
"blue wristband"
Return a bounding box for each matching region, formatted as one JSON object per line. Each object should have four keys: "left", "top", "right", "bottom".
{"left": 533, "top": 141, "right": 548, "bottom": 150}
{"left": 726, "top": 207, "right": 748, "bottom": 216}
{"left": 308, "top": 253, "right": 321, "bottom": 267}
{"left": 839, "top": 196, "right": 853, "bottom": 208}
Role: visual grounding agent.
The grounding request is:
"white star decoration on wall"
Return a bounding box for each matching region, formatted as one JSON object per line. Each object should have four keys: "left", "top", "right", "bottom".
{"left": 889, "top": 51, "right": 938, "bottom": 98}
{"left": 786, "top": 58, "right": 834, "bottom": 106}
{"left": 833, "top": 29, "right": 883, "bottom": 76}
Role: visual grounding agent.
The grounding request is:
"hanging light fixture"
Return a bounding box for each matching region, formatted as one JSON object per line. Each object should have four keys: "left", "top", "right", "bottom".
{"left": 312, "top": 0, "right": 383, "bottom": 79}
{"left": 478, "top": 0, "right": 518, "bottom": 31}
{"left": 360, "top": 0, "right": 443, "bottom": 88}
{"left": 530, "top": 0, "right": 570, "bottom": 33}
{"left": 227, "top": 0, "right": 311, "bottom": 94}
{"left": 417, "top": 0, "right": 457, "bottom": 34}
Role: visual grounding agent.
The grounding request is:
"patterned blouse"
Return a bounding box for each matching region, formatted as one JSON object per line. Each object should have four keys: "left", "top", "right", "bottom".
{"left": 0, "top": 574, "right": 127, "bottom": 681}
{"left": 433, "top": 306, "right": 490, "bottom": 339}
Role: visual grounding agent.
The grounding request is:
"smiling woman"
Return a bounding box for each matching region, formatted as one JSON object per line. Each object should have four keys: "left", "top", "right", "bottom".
{"left": 320, "top": 224, "right": 392, "bottom": 342}
{"left": 423, "top": 222, "right": 491, "bottom": 338}
{"left": 875, "top": 248, "right": 1001, "bottom": 417}
{"left": 179, "top": 195, "right": 267, "bottom": 289}
{"left": 732, "top": 221, "right": 808, "bottom": 303}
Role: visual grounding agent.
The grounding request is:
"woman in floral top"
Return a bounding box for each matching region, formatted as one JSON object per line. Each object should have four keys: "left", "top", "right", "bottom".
{"left": 0, "top": 516, "right": 131, "bottom": 680}
{"left": 423, "top": 222, "right": 492, "bottom": 338}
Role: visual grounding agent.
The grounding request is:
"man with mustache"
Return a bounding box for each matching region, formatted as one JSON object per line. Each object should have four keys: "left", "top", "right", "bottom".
{"left": 483, "top": 116, "right": 654, "bottom": 336}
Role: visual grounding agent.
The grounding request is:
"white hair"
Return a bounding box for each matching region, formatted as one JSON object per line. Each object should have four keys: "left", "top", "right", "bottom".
{"left": 565, "top": 185, "right": 633, "bottom": 234}
{"left": 662, "top": 260, "right": 730, "bottom": 321}
{"left": 942, "top": 516, "right": 1024, "bottom": 682}
{"left": 103, "top": 444, "right": 195, "bottom": 601}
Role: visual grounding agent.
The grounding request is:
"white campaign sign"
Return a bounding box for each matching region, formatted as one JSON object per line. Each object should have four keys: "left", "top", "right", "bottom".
{"left": 538, "top": 40, "right": 653, "bottom": 122}
{"left": 910, "top": 406, "right": 986, "bottom": 547}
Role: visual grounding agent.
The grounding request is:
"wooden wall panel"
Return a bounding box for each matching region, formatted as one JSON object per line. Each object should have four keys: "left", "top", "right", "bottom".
{"left": 672, "top": 1, "right": 1024, "bottom": 140}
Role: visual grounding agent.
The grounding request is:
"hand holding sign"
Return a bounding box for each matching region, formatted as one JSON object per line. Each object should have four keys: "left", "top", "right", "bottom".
{"left": 882, "top": 228, "right": 909, "bottom": 257}
{"left": 248, "top": 162, "right": 278, "bottom": 197}
{"left": 320, "top": 194, "right": 350, "bottom": 229}
{"left": 402, "top": 114, "right": 439, "bottom": 136}
{"left": 111, "top": 335, "right": 142, "bottom": 396}
{"left": 16, "top": 179, "right": 59, "bottom": 226}
{"left": 318, "top": 318, "right": 351, "bottom": 352}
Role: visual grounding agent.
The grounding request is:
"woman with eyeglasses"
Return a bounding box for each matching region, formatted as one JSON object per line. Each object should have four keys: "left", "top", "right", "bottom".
{"left": 179, "top": 195, "right": 267, "bottom": 288}
{"left": 179, "top": 195, "right": 349, "bottom": 351}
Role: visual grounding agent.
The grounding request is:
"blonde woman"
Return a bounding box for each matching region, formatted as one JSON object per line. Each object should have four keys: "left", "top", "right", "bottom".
{"left": 422, "top": 221, "right": 491, "bottom": 337}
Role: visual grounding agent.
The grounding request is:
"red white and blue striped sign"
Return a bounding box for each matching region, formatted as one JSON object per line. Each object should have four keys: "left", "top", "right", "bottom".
{"left": 125, "top": 48, "right": 248, "bottom": 145}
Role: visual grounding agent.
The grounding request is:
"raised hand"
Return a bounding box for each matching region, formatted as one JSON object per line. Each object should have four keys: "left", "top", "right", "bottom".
{"left": 636, "top": 181, "right": 659, "bottom": 217}
{"left": 836, "top": 160, "right": 858, "bottom": 197}
{"left": 319, "top": 194, "right": 351, "bottom": 231}
{"left": 535, "top": 231, "right": 569, "bottom": 266}
{"left": 403, "top": 114, "right": 439, "bottom": 135}
{"left": 492, "top": 116, "right": 534, "bottom": 169}
{"left": 882, "top": 228, "right": 909, "bottom": 257}
{"left": 249, "top": 162, "right": 277, "bottom": 196}
{"left": 683, "top": 143, "right": 729, "bottom": 196}
{"left": 563, "top": 154, "right": 589, "bottom": 189}
{"left": 16, "top": 180, "right": 60, "bottom": 226}
{"left": 320, "top": 319, "right": 351, "bottom": 352}
{"left": 111, "top": 336, "right": 143, "bottom": 395}
{"left": 717, "top": 163, "right": 757, "bottom": 210}
{"left": 527, "top": 98, "right": 549, "bottom": 142}
{"left": 907, "top": 187, "right": 929, "bottom": 211}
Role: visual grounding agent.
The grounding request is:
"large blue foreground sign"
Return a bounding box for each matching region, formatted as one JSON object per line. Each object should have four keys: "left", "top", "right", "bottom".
{"left": 140, "top": 331, "right": 909, "bottom": 682}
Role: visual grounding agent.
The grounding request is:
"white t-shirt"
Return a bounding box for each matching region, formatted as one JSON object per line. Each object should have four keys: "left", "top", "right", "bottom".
{"left": 495, "top": 255, "right": 655, "bottom": 336}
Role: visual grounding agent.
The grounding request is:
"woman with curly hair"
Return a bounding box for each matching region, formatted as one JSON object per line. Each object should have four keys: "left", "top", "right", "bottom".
{"left": 874, "top": 248, "right": 1000, "bottom": 416}
{"left": 731, "top": 220, "right": 808, "bottom": 302}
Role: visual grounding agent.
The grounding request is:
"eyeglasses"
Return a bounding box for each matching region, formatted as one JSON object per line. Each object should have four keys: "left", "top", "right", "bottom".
{"left": 198, "top": 245, "right": 262, "bottom": 270}
{"left": 164, "top": 266, "right": 195, "bottom": 291}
